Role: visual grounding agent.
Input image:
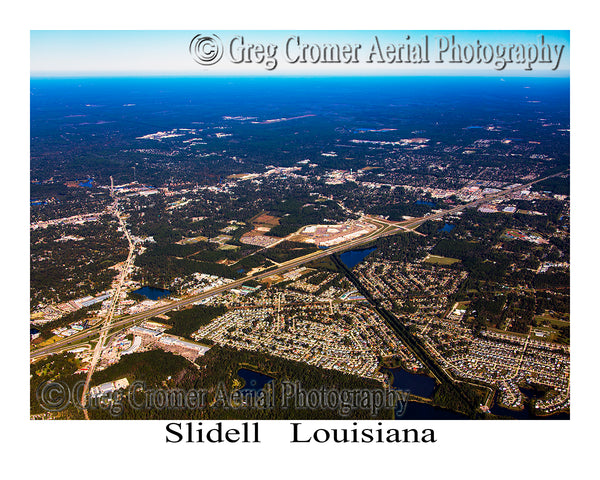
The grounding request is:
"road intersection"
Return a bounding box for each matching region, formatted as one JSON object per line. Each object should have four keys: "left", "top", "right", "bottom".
{"left": 30, "top": 170, "right": 567, "bottom": 362}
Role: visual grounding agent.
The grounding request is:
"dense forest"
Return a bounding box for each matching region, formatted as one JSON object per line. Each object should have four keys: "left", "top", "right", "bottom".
{"left": 85, "top": 346, "right": 397, "bottom": 420}
{"left": 158, "top": 304, "right": 228, "bottom": 338}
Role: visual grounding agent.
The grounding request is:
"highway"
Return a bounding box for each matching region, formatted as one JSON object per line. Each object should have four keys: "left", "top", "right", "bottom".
{"left": 30, "top": 218, "right": 399, "bottom": 360}
{"left": 399, "top": 169, "right": 568, "bottom": 230}
{"left": 30, "top": 169, "right": 567, "bottom": 361}
{"left": 78, "top": 178, "right": 137, "bottom": 418}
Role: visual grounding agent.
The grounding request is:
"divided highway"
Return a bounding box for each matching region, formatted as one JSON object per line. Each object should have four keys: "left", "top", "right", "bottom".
{"left": 30, "top": 169, "right": 567, "bottom": 361}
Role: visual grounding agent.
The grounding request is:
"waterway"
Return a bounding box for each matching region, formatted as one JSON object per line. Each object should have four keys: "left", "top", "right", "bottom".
{"left": 489, "top": 384, "right": 570, "bottom": 419}
{"left": 386, "top": 367, "right": 562, "bottom": 419}
{"left": 339, "top": 247, "right": 377, "bottom": 269}
{"left": 401, "top": 402, "right": 568, "bottom": 420}
{"left": 399, "top": 402, "right": 468, "bottom": 420}
{"left": 490, "top": 404, "right": 569, "bottom": 420}
{"left": 132, "top": 286, "right": 171, "bottom": 300}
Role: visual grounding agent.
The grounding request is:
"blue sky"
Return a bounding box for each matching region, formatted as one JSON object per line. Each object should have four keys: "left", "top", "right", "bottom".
{"left": 31, "top": 30, "right": 570, "bottom": 77}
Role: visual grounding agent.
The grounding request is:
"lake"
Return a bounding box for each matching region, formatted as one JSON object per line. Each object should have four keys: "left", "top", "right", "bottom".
{"left": 339, "top": 247, "right": 377, "bottom": 269}
{"left": 79, "top": 178, "right": 94, "bottom": 188}
{"left": 385, "top": 367, "right": 437, "bottom": 398}
{"left": 385, "top": 367, "right": 470, "bottom": 419}
{"left": 132, "top": 286, "right": 171, "bottom": 300}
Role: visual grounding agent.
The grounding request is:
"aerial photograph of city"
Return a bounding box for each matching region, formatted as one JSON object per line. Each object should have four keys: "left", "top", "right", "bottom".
{"left": 29, "top": 30, "right": 571, "bottom": 423}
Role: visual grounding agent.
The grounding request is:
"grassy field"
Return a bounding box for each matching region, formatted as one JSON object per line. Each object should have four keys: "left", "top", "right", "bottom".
{"left": 177, "top": 235, "right": 208, "bottom": 245}
{"left": 249, "top": 211, "right": 280, "bottom": 227}
{"left": 423, "top": 254, "right": 461, "bottom": 265}
{"left": 218, "top": 244, "right": 240, "bottom": 251}
{"left": 534, "top": 313, "right": 570, "bottom": 327}
{"left": 36, "top": 335, "right": 62, "bottom": 347}
{"left": 488, "top": 326, "right": 530, "bottom": 339}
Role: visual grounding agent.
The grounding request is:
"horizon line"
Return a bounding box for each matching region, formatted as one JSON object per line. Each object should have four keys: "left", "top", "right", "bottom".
{"left": 30, "top": 73, "right": 571, "bottom": 79}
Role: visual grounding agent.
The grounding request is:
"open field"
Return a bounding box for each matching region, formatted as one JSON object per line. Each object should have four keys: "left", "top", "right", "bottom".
{"left": 423, "top": 254, "right": 461, "bottom": 265}
{"left": 240, "top": 212, "right": 282, "bottom": 245}
{"left": 177, "top": 235, "right": 208, "bottom": 245}
{"left": 36, "top": 335, "right": 62, "bottom": 347}
{"left": 218, "top": 244, "right": 240, "bottom": 251}
{"left": 249, "top": 212, "right": 280, "bottom": 228}
{"left": 534, "top": 313, "right": 570, "bottom": 327}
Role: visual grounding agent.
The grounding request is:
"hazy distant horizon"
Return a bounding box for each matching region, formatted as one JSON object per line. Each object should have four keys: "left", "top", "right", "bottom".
{"left": 31, "top": 30, "right": 570, "bottom": 78}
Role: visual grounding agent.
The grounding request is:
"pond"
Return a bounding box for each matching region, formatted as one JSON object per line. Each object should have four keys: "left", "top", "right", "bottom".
{"left": 132, "top": 286, "right": 171, "bottom": 300}
{"left": 339, "top": 247, "right": 377, "bottom": 269}
{"left": 237, "top": 368, "right": 274, "bottom": 394}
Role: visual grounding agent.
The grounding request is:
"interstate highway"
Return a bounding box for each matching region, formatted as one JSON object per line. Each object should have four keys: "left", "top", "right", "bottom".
{"left": 30, "top": 218, "right": 400, "bottom": 360}
{"left": 30, "top": 169, "right": 567, "bottom": 360}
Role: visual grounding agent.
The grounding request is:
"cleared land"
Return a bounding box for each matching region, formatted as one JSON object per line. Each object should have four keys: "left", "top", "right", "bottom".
{"left": 423, "top": 254, "right": 460, "bottom": 265}
{"left": 177, "top": 235, "right": 208, "bottom": 245}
